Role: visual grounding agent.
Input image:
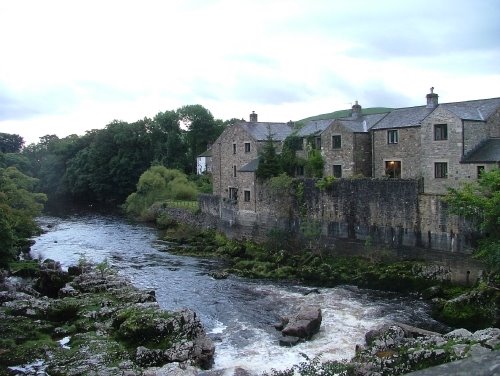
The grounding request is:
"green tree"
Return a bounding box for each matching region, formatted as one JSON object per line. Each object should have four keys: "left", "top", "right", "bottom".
{"left": 150, "top": 110, "right": 188, "bottom": 170}
{"left": 0, "top": 167, "right": 46, "bottom": 264}
{"left": 124, "top": 166, "right": 197, "bottom": 217}
{"left": 65, "top": 120, "right": 154, "bottom": 204}
{"left": 0, "top": 133, "right": 24, "bottom": 153}
{"left": 305, "top": 149, "right": 324, "bottom": 178}
{"left": 177, "top": 105, "right": 224, "bottom": 173}
{"left": 280, "top": 135, "right": 304, "bottom": 176}
{"left": 256, "top": 131, "right": 282, "bottom": 180}
{"left": 444, "top": 168, "right": 500, "bottom": 271}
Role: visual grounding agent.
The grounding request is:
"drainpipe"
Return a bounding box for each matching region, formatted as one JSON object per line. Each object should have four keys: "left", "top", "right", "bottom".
{"left": 371, "top": 131, "right": 375, "bottom": 177}
{"left": 461, "top": 120, "right": 465, "bottom": 158}
{"left": 218, "top": 142, "right": 222, "bottom": 218}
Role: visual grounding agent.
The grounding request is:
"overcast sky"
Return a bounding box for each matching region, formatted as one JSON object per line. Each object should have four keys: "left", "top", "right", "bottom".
{"left": 1, "top": 0, "right": 499, "bottom": 145}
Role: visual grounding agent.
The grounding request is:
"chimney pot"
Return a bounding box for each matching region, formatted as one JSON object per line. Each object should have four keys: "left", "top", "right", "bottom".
{"left": 249, "top": 111, "right": 258, "bottom": 122}
{"left": 352, "top": 101, "right": 362, "bottom": 118}
{"left": 426, "top": 87, "right": 439, "bottom": 109}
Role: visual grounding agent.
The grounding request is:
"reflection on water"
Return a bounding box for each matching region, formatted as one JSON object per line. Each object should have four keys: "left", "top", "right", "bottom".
{"left": 31, "top": 214, "right": 447, "bottom": 374}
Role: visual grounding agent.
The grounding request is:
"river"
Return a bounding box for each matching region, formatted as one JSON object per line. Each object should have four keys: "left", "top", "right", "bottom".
{"left": 30, "top": 213, "right": 447, "bottom": 374}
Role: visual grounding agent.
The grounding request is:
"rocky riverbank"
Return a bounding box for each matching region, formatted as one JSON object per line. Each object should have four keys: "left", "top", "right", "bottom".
{"left": 0, "top": 260, "right": 214, "bottom": 375}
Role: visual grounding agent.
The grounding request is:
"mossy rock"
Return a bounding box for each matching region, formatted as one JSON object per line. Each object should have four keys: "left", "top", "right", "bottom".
{"left": 0, "top": 315, "right": 57, "bottom": 366}
{"left": 46, "top": 299, "right": 80, "bottom": 322}
{"left": 433, "top": 286, "right": 498, "bottom": 330}
{"left": 113, "top": 308, "right": 176, "bottom": 348}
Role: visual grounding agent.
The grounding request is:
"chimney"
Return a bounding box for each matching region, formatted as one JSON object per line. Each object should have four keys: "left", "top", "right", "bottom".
{"left": 426, "top": 87, "right": 439, "bottom": 109}
{"left": 352, "top": 100, "right": 362, "bottom": 118}
{"left": 249, "top": 111, "right": 258, "bottom": 122}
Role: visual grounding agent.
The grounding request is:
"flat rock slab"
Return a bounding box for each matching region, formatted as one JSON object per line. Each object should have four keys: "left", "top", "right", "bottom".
{"left": 404, "top": 350, "right": 499, "bottom": 376}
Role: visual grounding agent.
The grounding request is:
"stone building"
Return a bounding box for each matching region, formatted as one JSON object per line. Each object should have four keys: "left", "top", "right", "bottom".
{"left": 211, "top": 112, "right": 293, "bottom": 211}
{"left": 210, "top": 90, "right": 500, "bottom": 204}
{"left": 371, "top": 89, "right": 500, "bottom": 194}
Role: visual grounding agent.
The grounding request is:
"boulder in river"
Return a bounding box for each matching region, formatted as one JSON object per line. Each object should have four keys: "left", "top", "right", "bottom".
{"left": 280, "top": 306, "right": 322, "bottom": 340}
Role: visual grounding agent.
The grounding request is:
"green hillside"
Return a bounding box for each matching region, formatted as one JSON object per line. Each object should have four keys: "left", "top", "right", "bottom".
{"left": 295, "top": 107, "right": 392, "bottom": 128}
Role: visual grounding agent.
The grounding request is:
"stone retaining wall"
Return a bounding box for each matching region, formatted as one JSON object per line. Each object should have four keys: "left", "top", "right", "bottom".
{"left": 197, "top": 179, "right": 483, "bottom": 283}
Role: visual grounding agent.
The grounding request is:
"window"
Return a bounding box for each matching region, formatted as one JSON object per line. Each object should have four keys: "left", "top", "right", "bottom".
{"left": 229, "top": 187, "right": 238, "bottom": 201}
{"left": 233, "top": 165, "right": 237, "bottom": 177}
{"left": 332, "top": 135, "right": 341, "bottom": 149}
{"left": 434, "top": 124, "right": 448, "bottom": 141}
{"left": 315, "top": 137, "right": 322, "bottom": 150}
{"left": 477, "top": 166, "right": 485, "bottom": 179}
{"left": 244, "top": 142, "right": 251, "bottom": 153}
{"left": 232, "top": 143, "right": 236, "bottom": 154}
{"left": 333, "top": 165, "right": 342, "bottom": 178}
{"left": 434, "top": 162, "right": 448, "bottom": 178}
{"left": 296, "top": 138, "right": 304, "bottom": 150}
{"left": 244, "top": 190, "right": 251, "bottom": 202}
{"left": 387, "top": 130, "right": 398, "bottom": 144}
{"left": 385, "top": 160, "right": 401, "bottom": 178}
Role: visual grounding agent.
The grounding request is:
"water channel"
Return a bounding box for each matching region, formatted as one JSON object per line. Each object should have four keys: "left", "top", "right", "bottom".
{"left": 30, "top": 213, "right": 447, "bottom": 374}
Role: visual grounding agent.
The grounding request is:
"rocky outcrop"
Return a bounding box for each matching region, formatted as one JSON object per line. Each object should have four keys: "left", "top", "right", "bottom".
{"left": 0, "top": 263, "right": 215, "bottom": 375}
{"left": 352, "top": 323, "right": 499, "bottom": 376}
{"left": 276, "top": 306, "right": 322, "bottom": 346}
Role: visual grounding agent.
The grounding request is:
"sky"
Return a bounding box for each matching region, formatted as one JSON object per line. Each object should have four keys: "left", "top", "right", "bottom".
{"left": 1, "top": 0, "right": 499, "bottom": 145}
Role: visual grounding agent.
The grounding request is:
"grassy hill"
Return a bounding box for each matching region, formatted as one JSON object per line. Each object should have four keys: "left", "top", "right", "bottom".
{"left": 295, "top": 107, "right": 392, "bottom": 128}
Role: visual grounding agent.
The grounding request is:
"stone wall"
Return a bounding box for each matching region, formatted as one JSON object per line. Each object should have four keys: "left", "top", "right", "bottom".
{"left": 198, "top": 178, "right": 483, "bottom": 282}
{"left": 200, "top": 178, "right": 477, "bottom": 254}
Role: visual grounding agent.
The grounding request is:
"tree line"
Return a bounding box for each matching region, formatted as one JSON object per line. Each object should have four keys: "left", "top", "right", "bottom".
{"left": 1, "top": 105, "right": 234, "bottom": 207}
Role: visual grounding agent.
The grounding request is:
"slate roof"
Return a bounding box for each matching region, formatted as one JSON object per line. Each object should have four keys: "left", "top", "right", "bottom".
{"left": 370, "top": 106, "right": 433, "bottom": 130}
{"left": 238, "top": 158, "right": 260, "bottom": 172}
{"left": 462, "top": 139, "right": 500, "bottom": 163}
{"left": 296, "top": 120, "right": 332, "bottom": 137}
{"left": 370, "top": 97, "right": 500, "bottom": 130}
{"left": 335, "top": 113, "right": 389, "bottom": 132}
{"left": 197, "top": 149, "right": 212, "bottom": 157}
{"left": 440, "top": 98, "right": 500, "bottom": 121}
{"left": 240, "top": 122, "right": 293, "bottom": 141}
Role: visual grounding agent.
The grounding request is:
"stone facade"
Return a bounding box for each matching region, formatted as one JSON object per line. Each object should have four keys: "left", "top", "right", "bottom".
{"left": 372, "top": 126, "right": 421, "bottom": 179}
{"left": 321, "top": 120, "right": 372, "bottom": 177}
{"left": 211, "top": 114, "right": 292, "bottom": 211}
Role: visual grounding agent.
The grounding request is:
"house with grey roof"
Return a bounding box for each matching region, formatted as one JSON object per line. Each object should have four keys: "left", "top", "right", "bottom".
{"left": 296, "top": 102, "right": 390, "bottom": 178}
{"left": 370, "top": 89, "right": 500, "bottom": 193}
{"left": 295, "top": 89, "right": 499, "bottom": 193}
{"left": 211, "top": 111, "right": 293, "bottom": 211}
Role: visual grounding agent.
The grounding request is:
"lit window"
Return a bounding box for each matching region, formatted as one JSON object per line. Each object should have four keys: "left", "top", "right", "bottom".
{"left": 244, "top": 190, "right": 251, "bottom": 202}
{"left": 385, "top": 160, "right": 401, "bottom": 178}
{"left": 332, "top": 135, "right": 341, "bottom": 149}
{"left": 333, "top": 165, "right": 342, "bottom": 178}
{"left": 434, "top": 124, "right": 448, "bottom": 141}
{"left": 387, "top": 130, "right": 398, "bottom": 144}
{"left": 244, "top": 142, "right": 251, "bottom": 153}
{"left": 435, "top": 162, "right": 448, "bottom": 178}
